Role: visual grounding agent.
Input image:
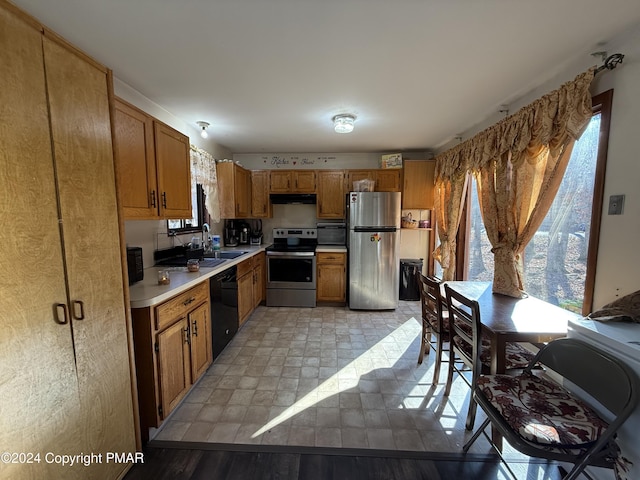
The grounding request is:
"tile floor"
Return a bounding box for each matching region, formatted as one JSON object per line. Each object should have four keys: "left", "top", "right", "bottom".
{"left": 153, "top": 302, "right": 612, "bottom": 479}
{"left": 155, "top": 302, "right": 487, "bottom": 450}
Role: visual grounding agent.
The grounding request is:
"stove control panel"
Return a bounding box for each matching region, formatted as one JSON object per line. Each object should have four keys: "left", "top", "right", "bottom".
{"left": 273, "top": 228, "right": 317, "bottom": 239}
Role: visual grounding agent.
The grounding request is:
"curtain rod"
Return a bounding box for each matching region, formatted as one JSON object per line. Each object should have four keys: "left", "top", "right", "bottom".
{"left": 594, "top": 53, "right": 624, "bottom": 74}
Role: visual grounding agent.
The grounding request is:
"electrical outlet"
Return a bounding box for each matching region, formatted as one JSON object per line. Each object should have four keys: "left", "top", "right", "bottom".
{"left": 608, "top": 194, "right": 625, "bottom": 215}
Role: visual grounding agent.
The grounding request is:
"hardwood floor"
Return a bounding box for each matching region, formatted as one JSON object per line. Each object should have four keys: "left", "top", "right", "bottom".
{"left": 123, "top": 442, "right": 568, "bottom": 480}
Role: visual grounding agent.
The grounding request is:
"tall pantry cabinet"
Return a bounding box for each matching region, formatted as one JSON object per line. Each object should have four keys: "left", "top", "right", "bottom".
{"left": 0, "top": 3, "right": 136, "bottom": 480}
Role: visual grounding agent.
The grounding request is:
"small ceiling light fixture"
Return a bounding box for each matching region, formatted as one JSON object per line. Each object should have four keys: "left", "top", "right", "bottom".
{"left": 196, "top": 121, "right": 210, "bottom": 139}
{"left": 332, "top": 114, "right": 356, "bottom": 134}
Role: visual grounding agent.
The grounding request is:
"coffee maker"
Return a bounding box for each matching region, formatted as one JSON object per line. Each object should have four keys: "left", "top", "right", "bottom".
{"left": 224, "top": 220, "right": 238, "bottom": 247}
{"left": 238, "top": 221, "right": 250, "bottom": 245}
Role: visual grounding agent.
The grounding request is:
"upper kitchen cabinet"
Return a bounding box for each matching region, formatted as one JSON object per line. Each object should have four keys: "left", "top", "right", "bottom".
{"left": 251, "top": 170, "right": 272, "bottom": 218}
{"left": 113, "top": 97, "right": 192, "bottom": 219}
{"left": 317, "top": 170, "right": 346, "bottom": 218}
{"left": 402, "top": 160, "right": 435, "bottom": 209}
{"left": 1, "top": 3, "right": 135, "bottom": 478}
{"left": 347, "top": 169, "right": 402, "bottom": 192}
{"left": 270, "top": 170, "right": 317, "bottom": 193}
{"left": 217, "top": 161, "right": 251, "bottom": 218}
{"left": 154, "top": 121, "right": 192, "bottom": 218}
{"left": 113, "top": 98, "right": 156, "bottom": 218}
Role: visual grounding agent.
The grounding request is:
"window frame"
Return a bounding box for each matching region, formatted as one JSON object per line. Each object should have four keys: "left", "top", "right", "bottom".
{"left": 453, "top": 90, "right": 613, "bottom": 316}
{"left": 167, "top": 183, "right": 205, "bottom": 236}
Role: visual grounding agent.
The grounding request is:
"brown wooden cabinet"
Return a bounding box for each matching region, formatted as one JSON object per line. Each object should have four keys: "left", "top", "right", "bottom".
{"left": 252, "top": 252, "right": 266, "bottom": 309}
{"left": 154, "top": 121, "right": 192, "bottom": 218}
{"left": 402, "top": 160, "right": 435, "bottom": 209}
{"left": 113, "top": 97, "right": 192, "bottom": 219}
{"left": 237, "top": 253, "right": 265, "bottom": 325}
{"left": 156, "top": 317, "right": 191, "bottom": 418}
{"left": 1, "top": 5, "right": 135, "bottom": 478}
{"left": 217, "top": 161, "right": 252, "bottom": 218}
{"left": 270, "top": 170, "right": 317, "bottom": 193}
{"left": 237, "top": 258, "right": 254, "bottom": 326}
{"left": 317, "top": 252, "right": 347, "bottom": 304}
{"left": 251, "top": 170, "right": 272, "bottom": 218}
{"left": 189, "top": 302, "right": 213, "bottom": 380}
{"left": 132, "top": 281, "right": 212, "bottom": 438}
{"left": 347, "top": 169, "right": 402, "bottom": 192}
{"left": 317, "top": 170, "right": 346, "bottom": 218}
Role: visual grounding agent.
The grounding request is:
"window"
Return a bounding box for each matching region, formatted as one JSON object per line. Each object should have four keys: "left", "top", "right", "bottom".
{"left": 167, "top": 183, "right": 205, "bottom": 235}
{"left": 462, "top": 91, "right": 612, "bottom": 315}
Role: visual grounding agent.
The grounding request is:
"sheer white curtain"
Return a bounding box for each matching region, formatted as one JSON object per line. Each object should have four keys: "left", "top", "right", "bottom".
{"left": 190, "top": 145, "right": 220, "bottom": 222}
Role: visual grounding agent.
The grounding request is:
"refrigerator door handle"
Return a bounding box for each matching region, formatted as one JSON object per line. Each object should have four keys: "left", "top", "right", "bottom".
{"left": 352, "top": 226, "right": 398, "bottom": 233}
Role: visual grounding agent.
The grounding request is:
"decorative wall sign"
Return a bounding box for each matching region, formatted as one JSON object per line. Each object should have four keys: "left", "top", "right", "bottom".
{"left": 258, "top": 154, "right": 340, "bottom": 168}
{"left": 235, "top": 152, "right": 388, "bottom": 170}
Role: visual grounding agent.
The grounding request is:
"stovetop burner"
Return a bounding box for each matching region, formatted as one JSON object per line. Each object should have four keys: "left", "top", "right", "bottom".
{"left": 267, "top": 227, "right": 317, "bottom": 253}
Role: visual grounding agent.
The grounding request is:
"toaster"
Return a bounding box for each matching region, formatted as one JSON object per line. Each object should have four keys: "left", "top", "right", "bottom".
{"left": 126, "top": 247, "right": 144, "bottom": 285}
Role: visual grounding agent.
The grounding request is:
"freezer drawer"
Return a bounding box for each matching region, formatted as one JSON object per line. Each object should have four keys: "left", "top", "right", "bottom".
{"left": 349, "top": 230, "right": 399, "bottom": 310}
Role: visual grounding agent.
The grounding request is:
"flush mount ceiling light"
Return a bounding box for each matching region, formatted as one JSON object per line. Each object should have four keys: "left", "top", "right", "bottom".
{"left": 332, "top": 114, "right": 356, "bottom": 134}
{"left": 196, "top": 121, "right": 210, "bottom": 139}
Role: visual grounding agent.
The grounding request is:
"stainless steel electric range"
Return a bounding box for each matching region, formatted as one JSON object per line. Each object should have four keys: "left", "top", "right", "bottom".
{"left": 265, "top": 228, "right": 317, "bottom": 308}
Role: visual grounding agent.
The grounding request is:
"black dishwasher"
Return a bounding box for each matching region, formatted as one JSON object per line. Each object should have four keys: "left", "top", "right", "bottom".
{"left": 210, "top": 265, "right": 239, "bottom": 359}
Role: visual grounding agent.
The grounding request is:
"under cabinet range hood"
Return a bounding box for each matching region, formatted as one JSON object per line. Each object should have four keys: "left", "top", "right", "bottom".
{"left": 269, "top": 193, "right": 316, "bottom": 204}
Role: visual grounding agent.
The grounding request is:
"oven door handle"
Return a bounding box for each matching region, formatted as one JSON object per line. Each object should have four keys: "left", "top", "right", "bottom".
{"left": 266, "top": 251, "right": 316, "bottom": 257}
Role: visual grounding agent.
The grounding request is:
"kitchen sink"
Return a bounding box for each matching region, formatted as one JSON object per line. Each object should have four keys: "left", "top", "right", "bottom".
{"left": 204, "top": 250, "right": 248, "bottom": 260}
{"left": 198, "top": 258, "right": 227, "bottom": 268}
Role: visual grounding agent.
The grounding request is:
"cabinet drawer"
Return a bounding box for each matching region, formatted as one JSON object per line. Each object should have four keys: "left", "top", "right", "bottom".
{"left": 155, "top": 281, "right": 209, "bottom": 331}
{"left": 317, "top": 252, "right": 346, "bottom": 265}
{"left": 237, "top": 258, "right": 253, "bottom": 278}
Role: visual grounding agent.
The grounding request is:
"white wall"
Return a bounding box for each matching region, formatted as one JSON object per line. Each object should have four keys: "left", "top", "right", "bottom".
{"left": 437, "top": 24, "right": 640, "bottom": 308}
{"left": 589, "top": 25, "right": 640, "bottom": 307}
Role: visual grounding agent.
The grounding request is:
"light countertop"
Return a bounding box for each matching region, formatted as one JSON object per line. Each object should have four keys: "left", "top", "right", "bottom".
{"left": 128, "top": 246, "right": 267, "bottom": 309}
{"left": 316, "top": 245, "right": 347, "bottom": 252}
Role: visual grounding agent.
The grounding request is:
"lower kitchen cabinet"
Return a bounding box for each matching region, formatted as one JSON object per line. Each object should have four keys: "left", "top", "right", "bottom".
{"left": 238, "top": 259, "right": 254, "bottom": 326}
{"left": 131, "top": 281, "right": 212, "bottom": 440}
{"left": 238, "top": 253, "right": 266, "bottom": 326}
{"left": 253, "top": 252, "right": 266, "bottom": 309}
{"left": 317, "top": 252, "right": 347, "bottom": 304}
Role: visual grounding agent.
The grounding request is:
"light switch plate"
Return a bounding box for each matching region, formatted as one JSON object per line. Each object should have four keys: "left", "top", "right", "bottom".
{"left": 608, "top": 194, "right": 625, "bottom": 215}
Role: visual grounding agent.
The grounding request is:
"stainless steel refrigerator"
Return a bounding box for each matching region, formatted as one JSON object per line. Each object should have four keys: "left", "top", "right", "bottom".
{"left": 347, "top": 191, "right": 401, "bottom": 310}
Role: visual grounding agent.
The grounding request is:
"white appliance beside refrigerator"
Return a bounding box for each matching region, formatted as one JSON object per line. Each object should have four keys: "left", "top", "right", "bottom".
{"left": 347, "top": 192, "right": 401, "bottom": 310}
{"left": 567, "top": 318, "right": 640, "bottom": 480}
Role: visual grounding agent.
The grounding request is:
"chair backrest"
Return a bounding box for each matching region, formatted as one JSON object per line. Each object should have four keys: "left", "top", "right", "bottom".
{"left": 444, "top": 283, "right": 483, "bottom": 376}
{"left": 418, "top": 273, "right": 445, "bottom": 332}
{"left": 527, "top": 338, "right": 639, "bottom": 422}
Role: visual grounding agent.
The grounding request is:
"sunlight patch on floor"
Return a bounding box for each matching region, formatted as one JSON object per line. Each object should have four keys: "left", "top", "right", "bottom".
{"left": 252, "top": 317, "right": 420, "bottom": 437}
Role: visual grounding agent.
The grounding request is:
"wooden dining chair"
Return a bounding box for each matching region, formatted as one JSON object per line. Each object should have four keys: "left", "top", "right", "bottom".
{"left": 463, "top": 337, "right": 639, "bottom": 480}
{"left": 416, "top": 273, "right": 449, "bottom": 385}
{"left": 444, "top": 283, "right": 535, "bottom": 430}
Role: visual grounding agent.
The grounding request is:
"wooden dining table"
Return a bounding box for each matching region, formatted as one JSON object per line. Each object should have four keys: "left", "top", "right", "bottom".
{"left": 443, "top": 281, "right": 582, "bottom": 449}
{"left": 443, "top": 281, "right": 581, "bottom": 375}
{"left": 443, "top": 281, "right": 582, "bottom": 450}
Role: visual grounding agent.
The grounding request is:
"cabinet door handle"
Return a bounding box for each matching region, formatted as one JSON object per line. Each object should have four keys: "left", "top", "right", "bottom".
{"left": 183, "top": 325, "right": 190, "bottom": 344}
{"left": 192, "top": 320, "right": 198, "bottom": 336}
{"left": 55, "top": 303, "right": 69, "bottom": 325}
{"left": 72, "top": 300, "right": 86, "bottom": 320}
{"left": 183, "top": 297, "right": 195, "bottom": 306}
{"left": 161, "top": 192, "right": 167, "bottom": 208}
{"left": 150, "top": 190, "right": 156, "bottom": 208}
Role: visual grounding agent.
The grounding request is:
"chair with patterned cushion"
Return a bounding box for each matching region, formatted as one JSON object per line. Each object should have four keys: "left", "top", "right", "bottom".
{"left": 417, "top": 273, "right": 449, "bottom": 385}
{"left": 463, "top": 337, "right": 639, "bottom": 480}
{"left": 444, "top": 283, "right": 536, "bottom": 430}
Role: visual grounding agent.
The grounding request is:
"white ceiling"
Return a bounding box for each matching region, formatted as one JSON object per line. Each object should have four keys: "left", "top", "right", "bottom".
{"left": 11, "top": 0, "right": 640, "bottom": 154}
